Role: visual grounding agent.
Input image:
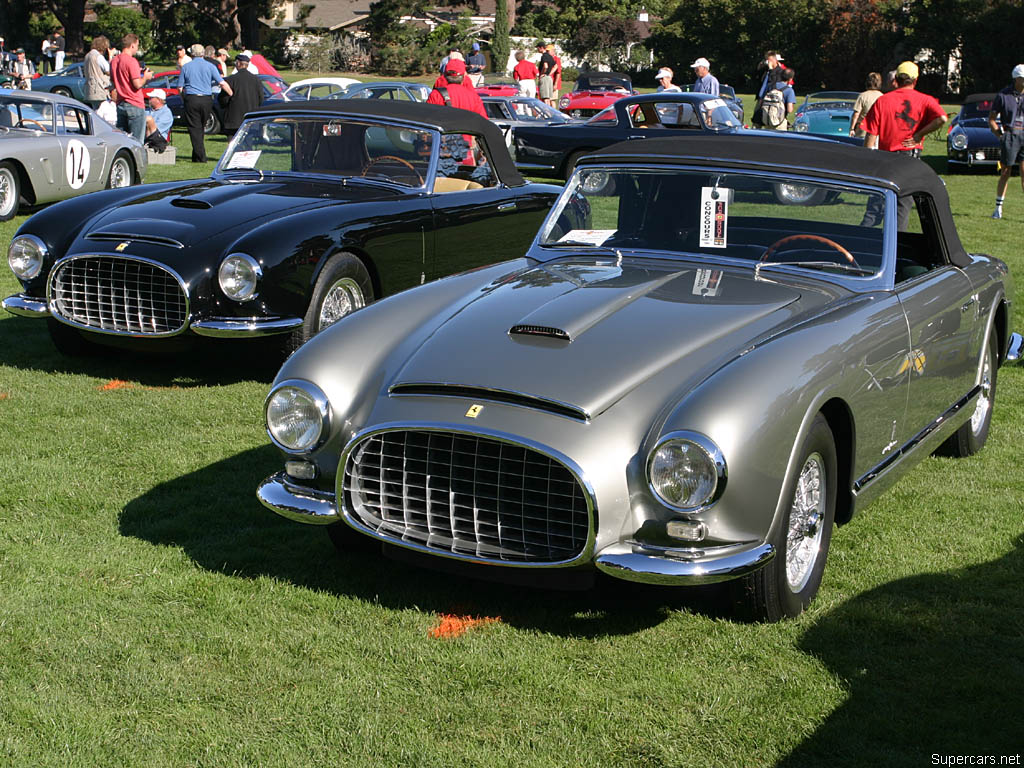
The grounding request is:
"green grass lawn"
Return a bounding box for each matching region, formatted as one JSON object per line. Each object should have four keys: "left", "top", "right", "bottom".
{"left": 1, "top": 119, "right": 1023, "bottom": 767}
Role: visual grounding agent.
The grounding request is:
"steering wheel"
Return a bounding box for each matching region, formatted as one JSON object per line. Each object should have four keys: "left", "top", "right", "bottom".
{"left": 17, "top": 118, "right": 47, "bottom": 131}
{"left": 761, "top": 234, "right": 858, "bottom": 268}
{"left": 361, "top": 155, "right": 423, "bottom": 185}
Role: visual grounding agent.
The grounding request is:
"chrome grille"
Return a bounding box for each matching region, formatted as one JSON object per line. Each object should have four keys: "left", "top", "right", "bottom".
{"left": 49, "top": 256, "right": 187, "bottom": 335}
{"left": 344, "top": 430, "right": 591, "bottom": 563}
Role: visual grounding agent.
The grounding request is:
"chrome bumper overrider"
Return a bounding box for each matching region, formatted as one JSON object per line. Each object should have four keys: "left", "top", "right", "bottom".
{"left": 1008, "top": 332, "right": 1022, "bottom": 363}
{"left": 595, "top": 542, "right": 775, "bottom": 586}
{"left": 257, "top": 472, "right": 339, "bottom": 524}
{"left": 191, "top": 317, "right": 303, "bottom": 338}
{"left": 2, "top": 293, "right": 50, "bottom": 318}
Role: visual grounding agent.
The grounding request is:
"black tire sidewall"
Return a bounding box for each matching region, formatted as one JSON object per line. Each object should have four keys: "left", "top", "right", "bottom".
{"left": 965, "top": 332, "right": 998, "bottom": 453}
{"left": 291, "top": 252, "right": 373, "bottom": 351}
{"left": 0, "top": 161, "right": 20, "bottom": 221}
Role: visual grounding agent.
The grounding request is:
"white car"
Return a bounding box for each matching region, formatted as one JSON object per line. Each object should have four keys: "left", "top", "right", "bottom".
{"left": 275, "top": 77, "right": 363, "bottom": 102}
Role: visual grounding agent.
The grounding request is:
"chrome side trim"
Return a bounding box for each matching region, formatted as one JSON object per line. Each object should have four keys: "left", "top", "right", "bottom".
{"left": 257, "top": 471, "right": 339, "bottom": 525}
{"left": 2, "top": 293, "right": 50, "bottom": 317}
{"left": 388, "top": 382, "right": 590, "bottom": 422}
{"left": 1007, "top": 332, "right": 1022, "bottom": 363}
{"left": 191, "top": 316, "right": 302, "bottom": 338}
{"left": 595, "top": 542, "right": 774, "bottom": 586}
{"left": 853, "top": 384, "right": 981, "bottom": 493}
{"left": 337, "top": 421, "right": 598, "bottom": 569}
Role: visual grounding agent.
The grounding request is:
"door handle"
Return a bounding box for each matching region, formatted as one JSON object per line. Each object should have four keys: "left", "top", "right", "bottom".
{"left": 961, "top": 298, "right": 976, "bottom": 313}
{"left": 497, "top": 202, "right": 517, "bottom": 212}
{"left": 96, "top": 141, "right": 107, "bottom": 146}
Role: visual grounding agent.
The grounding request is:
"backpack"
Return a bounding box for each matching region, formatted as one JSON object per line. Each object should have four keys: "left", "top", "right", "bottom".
{"left": 759, "top": 88, "right": 787, "bottom": 128}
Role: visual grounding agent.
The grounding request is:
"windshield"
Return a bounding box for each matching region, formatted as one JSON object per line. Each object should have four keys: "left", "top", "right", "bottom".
{"left": 218, "top": 116, "right": 434, "bottom": 187}
{"left": 586, "top": 99, "right": 740, "bottom": 131}
{"left": 961, "top": 100, "right": 993, "bottom": 119}
{"left": 539, "top": 167, "right": 887, "bottom": 277}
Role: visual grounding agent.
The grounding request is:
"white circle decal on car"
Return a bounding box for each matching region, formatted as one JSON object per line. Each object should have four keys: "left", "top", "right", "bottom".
{"left": 65, "top": 139, "right": 91, "bottom": 189}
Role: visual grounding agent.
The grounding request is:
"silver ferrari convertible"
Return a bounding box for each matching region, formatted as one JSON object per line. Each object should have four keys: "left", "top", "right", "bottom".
{"left": 257, "top": 134, "right": 1020, "bottom": 620}
{"left": 0, "top": 89, "right": 146, "bottom": 221}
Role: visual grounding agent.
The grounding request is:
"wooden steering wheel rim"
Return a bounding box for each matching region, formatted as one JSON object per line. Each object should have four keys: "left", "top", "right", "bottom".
{"left": 362, "top": 155, "right": 423, "bottom": 185}
{"left": 18, "top": 118, "right": 47, "bottom": 131}
{"left": 761, "top": 234, "right": 858, "bottom": 266}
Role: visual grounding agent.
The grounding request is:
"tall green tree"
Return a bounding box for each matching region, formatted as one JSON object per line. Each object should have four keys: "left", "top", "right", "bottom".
{"left": 491, "top": 0, "right": 510, "bottom": 74}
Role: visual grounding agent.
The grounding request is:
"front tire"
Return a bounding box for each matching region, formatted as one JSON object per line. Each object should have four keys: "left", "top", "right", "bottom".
{"left": 288, "top": 252, "right": 374, "bottom": 353}
{"left": 205, "top": 111, "right": 221, "bottom": 135}
{"left": 937, "top": 331, "right": 997, "bottom": 457}
{"left": 733, "top": 414, "right": 837, "bottom": 621}
{"left": 106, "top": 153, "right": 133, "bottom": 189}
{"left": 0, "top": 161, "right": 20, "bottom": 221}
{"left": 52, "top": 86, "right": 73, "bottom": 98}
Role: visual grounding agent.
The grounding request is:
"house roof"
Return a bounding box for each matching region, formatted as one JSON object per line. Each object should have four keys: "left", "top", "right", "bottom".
{"left": 262, "top": 0, "right": 371, "bottom": 31}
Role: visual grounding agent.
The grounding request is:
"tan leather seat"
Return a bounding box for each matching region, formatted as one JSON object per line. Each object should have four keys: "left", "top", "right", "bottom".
{"left": 433, "top": 177, "right": 484, "bottom": 193}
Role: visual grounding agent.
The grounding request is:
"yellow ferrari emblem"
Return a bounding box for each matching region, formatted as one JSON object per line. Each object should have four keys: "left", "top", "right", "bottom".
{"left": 466, "top": 404, "right": 484, "bottom": 418}
{"left": 116, "top": 242, "right": 129, "bottom": 252}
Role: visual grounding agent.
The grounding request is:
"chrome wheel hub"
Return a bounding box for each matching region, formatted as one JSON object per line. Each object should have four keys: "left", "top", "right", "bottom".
{"left": 318, "top": 277, "right": 365, "bottom": 330}
{"left": 110, "top": 159, "right": 130, "bottom": 188}
{"left": 786, "top": 452, "right": 826, "bottom": 592}
{"left": 778, "top": 182, "right": 814, "bottom": 203}
{"left": 0, "top": 169, "right": 15, "bottom": 217}
{"left": 970, "top": 346, "right": 992, "bottom": 435}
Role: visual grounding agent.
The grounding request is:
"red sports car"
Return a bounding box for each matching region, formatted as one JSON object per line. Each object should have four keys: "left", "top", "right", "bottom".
{"left": 558, "top": 72, "right": 635, "bottom": 118}
{"left": 476, "top": 80, "right": 520, "bottom": 97}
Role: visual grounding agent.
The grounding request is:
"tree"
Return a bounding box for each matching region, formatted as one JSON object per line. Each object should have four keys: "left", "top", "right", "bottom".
{"left": 564, "top": 14, "right": 639, "bottom": 69}
{"left": 85, "top": 4, "right": 154, "bottom": 52}
{"left": 140, "top": 0, "right": 276, "bottom": 54}
{"left": 491, "top": 0, "right": 510, "bottom": 74}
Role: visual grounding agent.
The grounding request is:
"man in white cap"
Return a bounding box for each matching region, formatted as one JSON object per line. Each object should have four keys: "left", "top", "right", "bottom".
{"left": 988, "top": 64, "right": 1024, "bottom": 219}
{"left": 691, "top": 57, "right": 719, "bottom": 96}
{"left": 144, "top": 88, "right": 173, "bottom": 152}
{"left": 655, "top": 67, "right": 680, "bottom": 92}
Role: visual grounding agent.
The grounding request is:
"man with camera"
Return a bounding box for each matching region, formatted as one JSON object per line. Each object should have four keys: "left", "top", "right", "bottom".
{"left": 110, "top": 33, "right": 154, "bottom": 143}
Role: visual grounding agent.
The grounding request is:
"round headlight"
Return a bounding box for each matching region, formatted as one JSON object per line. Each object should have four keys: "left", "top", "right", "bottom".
{"left": 648, "top": 433, "right": 726, "bottom": 511}
{"left": 8, "top": 235, "right": 47, "bottom": 280}
{"left": 265, "top": 380, "right": 330, "bottom": 453}
{"left": 951, "top": 132, "right": 968, "bottom": 150}
{"left": 218, "top": 253, "right": 262, "bottom": 302}
{"left": 794, "top": 121, "right": 808, "bottom": 132}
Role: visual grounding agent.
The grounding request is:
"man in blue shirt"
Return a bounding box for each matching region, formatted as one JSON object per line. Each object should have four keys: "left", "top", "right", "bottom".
{"left": 988, "top": 64, "right": 1024, "bottom": 219}
{"left": 178, "top": 44, "right": 232, "bottom": 162}
{"left": 144, "top": 88, "right": 173, "bottom": 152}
{"left": 691, "top": 57, "right": 719, "bottom": 96}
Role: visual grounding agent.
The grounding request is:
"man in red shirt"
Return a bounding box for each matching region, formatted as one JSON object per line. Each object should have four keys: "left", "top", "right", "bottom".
{"left": 862, "top": 61, "right": 946, "bottom": 229}
{"left": 863, "top": 61, "right": 946, "bottom": 155}
{"left": 427, "top": 59, "right": 486, "bottom": 118}
{"left": 110, "top": 33, "right": 154, "bottom": 143}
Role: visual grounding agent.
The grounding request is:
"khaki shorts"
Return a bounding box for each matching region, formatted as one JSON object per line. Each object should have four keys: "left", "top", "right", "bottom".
{"left": 538, "top": 74, "right": 553, "bottom": 99}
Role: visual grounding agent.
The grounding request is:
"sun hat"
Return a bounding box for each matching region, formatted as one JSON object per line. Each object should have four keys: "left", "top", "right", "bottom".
{"left": 896, "top": 61, "right": 919, "bottom": 79}
{"left": 655, "top": 68, "right": 673, "bottom": 80}
{"left": 1012, "top": 64, "right": 1024, "bottom": 79}
{"left": 690, "top": 57, "right": 710, "bottom": 69}
{"left": 148, "top": 88, "right": 166, "bottom": 101}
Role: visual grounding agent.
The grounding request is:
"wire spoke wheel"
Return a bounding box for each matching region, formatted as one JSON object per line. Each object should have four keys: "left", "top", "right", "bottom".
{"left": 318, "top": 277, "right": 365, "bottom": 330}
{"left": 107, "top": 156, "right": 131, "bottom": 189}
{"left": 786, "top": 452, "right": 826, "bottom": 592}
{"left": 970, "top": 342, "right": 993, "bottom": 436}
{"left": 0, "top": 165, "right": 18, "bottom": 219}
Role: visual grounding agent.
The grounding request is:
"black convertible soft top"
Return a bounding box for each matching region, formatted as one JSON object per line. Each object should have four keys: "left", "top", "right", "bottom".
{"left": 249, "top": 98, "right": 525, "bottom": 186}
{"left": 585, "top": 134, "right": 969, "bottom": 265}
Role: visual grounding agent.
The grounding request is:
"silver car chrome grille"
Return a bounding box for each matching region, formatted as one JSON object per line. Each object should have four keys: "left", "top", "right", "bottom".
{"left": 50, "top": 256, "right": 187, "bottom": 335}
{"left": 344, "top": 430, "right": 590, "bottom": 563}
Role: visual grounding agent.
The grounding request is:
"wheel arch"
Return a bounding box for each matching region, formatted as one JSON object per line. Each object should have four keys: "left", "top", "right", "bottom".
{"left": 1, "top": 157, "right": 37, "bottom": 205}
{"left": 308, "top": 244, "right": 383, "bottom": 305}
{"left": 818, "top": 397, "right": 856, "bottom": 525}
{"left": 111, "top": 150, "right": 138, "bottom": 186}
{"left": 993, "top": 297, "right": 1009, "bottom": 366}
{"left": 561, "top": 148, "right": 599, "bottom": 180}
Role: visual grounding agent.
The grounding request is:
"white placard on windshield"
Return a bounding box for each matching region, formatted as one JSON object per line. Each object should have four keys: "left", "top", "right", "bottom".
{"left": 699, "top": 187, "right": 729, "bottom": 248}
{"left": 559, "top": 229, "right": 616, "bottom": 245}
{"left": 226, "top": 150, "right": 262, "bottom": 169}
{"left": 703, "top": 98, "right": 727, "bottom": 111}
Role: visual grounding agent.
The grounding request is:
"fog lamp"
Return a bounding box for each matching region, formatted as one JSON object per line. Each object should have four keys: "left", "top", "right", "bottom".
{"left": 285, "top": 460, "right": 318, "bottom": 480}
{"left": 667, "top": 519, "right": 707, "bottom": 542}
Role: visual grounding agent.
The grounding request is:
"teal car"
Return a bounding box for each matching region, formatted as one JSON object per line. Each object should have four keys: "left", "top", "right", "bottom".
{"left": 793, "top": 91, "right": 858, "bottom": 137}
{"left": 32, "top": 62, "right": 88, "bottom": 102}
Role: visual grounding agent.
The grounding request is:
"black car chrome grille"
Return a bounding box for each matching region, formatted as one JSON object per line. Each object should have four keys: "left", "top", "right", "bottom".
{"left": 344, "top": 430, "right": 591, "bottom": 563}
{"left": 49, "top": 256, "right": 187, "bottom": 335}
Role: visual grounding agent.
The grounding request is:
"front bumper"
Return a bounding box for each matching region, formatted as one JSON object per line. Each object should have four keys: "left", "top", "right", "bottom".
{"left": 2, "top": 293, "right": 50, "bottom": 317}
{"left": 190, "top": 317, "right": 303, "bottom": 338}
{"left": 257, "top": 471, "right": 774, "bottom": 586}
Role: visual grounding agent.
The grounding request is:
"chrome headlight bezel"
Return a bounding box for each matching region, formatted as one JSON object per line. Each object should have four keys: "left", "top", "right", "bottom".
{"left": 794, "top": 121, "right": 809, "bottom": 132}
{"left": 218, "top": 252, "right": 262, "bottom": 302}
{"left": 265, "top": 379, "right": 331, "bottom": 455}
{"left": 950, "top": 131, "right": 968, "bottom": 150}
{"left": 647, "top": 431, "right": 727, "bottom": 512}
{"left": 8, "top": 234, "right": 48, "bottom": 281}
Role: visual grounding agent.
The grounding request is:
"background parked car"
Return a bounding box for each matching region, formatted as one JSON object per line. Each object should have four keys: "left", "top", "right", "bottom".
{"left": 481, "top": 95, "right": 579, "bottom": 147}
{"left": 163, "top": 73, "right": 287, "bottom": 134}
{"left": 263, "top": 76, "right": 362, "bottom": 104}
{"left": 947, "top": 93, "right": 1000, "bottom": 172}
{"left": 792, "top": 91, "right": 859, "bottom": 136}
{"left": 326, "top": 81, "right": 431, "bottom": 103}
{"left": 30, "top": 61, "right": 88, "bottom": 101}
{"left": 0, "top": 89, "right": 145, "bottom": 221}
{"left": 475, "top": 80, "right": 521, "bottom": 98}
{"left": 679, "top": 83, "right": 744, "bottom": 123}
{"left": 558, "top": 72, "right": 635, "bottom": 118}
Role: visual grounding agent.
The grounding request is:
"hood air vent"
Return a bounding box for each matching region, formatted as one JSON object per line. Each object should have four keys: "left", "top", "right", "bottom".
{"left": 509, "top": 324, "right": 571, "bottom": 342}
{"left": 389, "top": 383, "right": 589, "bottom": 422}
{"left": 170, "top": 198, "right": 213, "bottom": 210}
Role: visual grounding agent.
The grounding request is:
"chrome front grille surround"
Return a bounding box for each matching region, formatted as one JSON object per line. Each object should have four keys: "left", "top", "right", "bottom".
{"left": 48, "top": 255, "right": 188, "bottom": 336}
{"left": 343, "top": 428, "right": 593, "bottom": 564}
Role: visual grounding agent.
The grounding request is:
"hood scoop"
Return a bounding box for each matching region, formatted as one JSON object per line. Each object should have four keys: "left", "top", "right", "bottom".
{"left": 509, "top": 324, "right": 571, "bottom": 342}
{"left": 171, "top": 198, "right": 213, "bottom": 210}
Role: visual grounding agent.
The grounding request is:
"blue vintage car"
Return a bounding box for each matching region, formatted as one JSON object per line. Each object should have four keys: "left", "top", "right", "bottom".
{"left": 947, "top": 93, "right": 999, "bottom": 172}
{"left": 31, "top": 61, "right": 88, "bottom": 102}
{"left": 793, "top": 91, "right": 858, "bottom": 137}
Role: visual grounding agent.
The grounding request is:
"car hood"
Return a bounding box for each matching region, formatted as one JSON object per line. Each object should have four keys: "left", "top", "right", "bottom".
{"left": 391, "top": 257, "right": 827, "bottom": 418}
{"left": 81, "top": 178, "right": 397, "bottom": 245}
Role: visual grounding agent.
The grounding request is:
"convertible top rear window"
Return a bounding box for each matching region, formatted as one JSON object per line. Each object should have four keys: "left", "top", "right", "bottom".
{"left": 541, "top": 168, "right": 886, "bottom": 276}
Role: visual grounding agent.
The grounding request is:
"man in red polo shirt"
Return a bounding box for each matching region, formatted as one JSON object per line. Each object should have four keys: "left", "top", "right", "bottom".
{"left": 863, "top": 61, "right": 946, "bottom": 155}
{"left": 427, "top": 59, "right": 486, "bottom": 118}
{"left": 110, "top": 33, "right": 154, "bottom": 143}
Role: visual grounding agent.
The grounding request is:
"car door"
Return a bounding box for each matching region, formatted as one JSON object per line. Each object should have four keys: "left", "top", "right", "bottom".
{"left": 894, "top": 194, "right": 979, "bottom": 438}
{"left": 429, "top": 131, "right": 537, "bottom": 278}
{"left": 56, "top": 103, "right": 108, "bottom": 194}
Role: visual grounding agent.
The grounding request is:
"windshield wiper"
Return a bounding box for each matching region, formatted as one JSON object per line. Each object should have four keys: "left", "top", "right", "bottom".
{"left": 756, "top": 260, "right": 875, "bottom": 277}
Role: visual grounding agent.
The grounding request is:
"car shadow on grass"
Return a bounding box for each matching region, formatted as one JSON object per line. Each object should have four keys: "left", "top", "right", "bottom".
{"left": 119, "top": 445, "right": 734, "bottom": 638}
{"left": 0, "top": 315, "right": 281, "bottom": 386}
{"left": 776, "top": 535, "right": 1024, "bottom": 767}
